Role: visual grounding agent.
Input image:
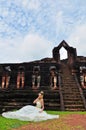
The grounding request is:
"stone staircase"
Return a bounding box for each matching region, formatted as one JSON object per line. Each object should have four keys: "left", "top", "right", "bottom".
{"left": 61, "top": 63, "right": 85, "bottom": 111}
{"left": 0, "top": 86, "right": 60, "bottom": 113}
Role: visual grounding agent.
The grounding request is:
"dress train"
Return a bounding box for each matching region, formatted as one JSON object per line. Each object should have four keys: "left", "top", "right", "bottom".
{"left": 2, "top": 105, "right": 59, "bottom": 122}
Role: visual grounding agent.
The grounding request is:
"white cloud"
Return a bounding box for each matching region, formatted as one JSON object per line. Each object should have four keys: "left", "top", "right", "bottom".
{"left": 67, "top": 24, "right": 86, "bottom": 56}
{"left": 0, "top": 0, "right": 86, "bottom": 63}
{"left": 56, "top": 11, "right": 64, "bottom": 33}
{"left": 0, "top": 34, "right": 53, "bottom": 63}
{"left": 21, "top": 0, "right": 40, "bottom": 10}
{"left": 20, "top": 33, "right": 53, "bottom": 61}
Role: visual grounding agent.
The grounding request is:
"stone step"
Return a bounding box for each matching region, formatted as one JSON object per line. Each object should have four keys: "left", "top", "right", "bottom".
{"left": 63, "top": 95, "right": 81, "bottom": 98}
{"left": 1, "top": 106, "right": 22, "bottom": 112}
{"left": 64, "top": 104, "right": 84, "bottom": 108}
{"left": 62, "top": 84, "right": 76, "bottom": 86}
{"left": 45, "top": 106, "right": 60, "bottom": 110}
{"left": 65, "top": 108, "right": 85, "bottom": 111}
{"left": 45, "top": 103, "right": 60, "bottom": 107}
{"left": 62, "top": 89, "right": 79, "bottom": 92}
{"left": 62, "top": 87, "right": 78, "bottom": 90}
{"left": 62, "top": 78, "right": 75, "bottom": 80}
{"left": 0, "top": 88, "right": 59, "bottom": 93}
{"left": 0, "top": 98, "right": 60, "bottom": 104}
{"left": 62, "top": 91, "right": 80, "bottom": 94}
{"left": 64, "top": 100, "right": 83, "bottom": 104}
{"left": 0, "top": 87, "right": 60, "bottom": 113}
{"left": 62, "top": 84, "right": 77, "bottom": 87}
{"left": 0, "top": 94, "right": 60, "bottom": 99}
{"left": 65, "top": 94, "right": 81, "bottom": 97}
{"left": 61, "top": 64, "right": 85, "bottom": 111}
{"left": 63, "top": 97, "right": 83, "bottom": 101}
{"left": 63, "top": 96, "right": 81, "bottom": 99}
{"left": 64, "top": 103, "right": 84, "bottom": 106}
{"left": 1, "top": 101, "right": 60, "bottom": 107}
{"left": 1, "top": 103, "right": 61, "bottom": 112}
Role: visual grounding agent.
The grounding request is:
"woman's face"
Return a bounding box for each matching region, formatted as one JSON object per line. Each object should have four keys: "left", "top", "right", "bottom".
{"left": 38, "top": 93, "right": 42, "bottom": 99}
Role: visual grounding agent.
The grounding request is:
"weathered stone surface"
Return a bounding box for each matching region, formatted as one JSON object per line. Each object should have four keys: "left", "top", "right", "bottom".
{"left": 0, "top": 40, "right": 86, "bottom": 112}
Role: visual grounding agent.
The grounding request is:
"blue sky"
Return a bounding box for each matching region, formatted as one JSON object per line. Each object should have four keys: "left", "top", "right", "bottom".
{"left": 0, "top": 0, "right": 86, "bottom": 63}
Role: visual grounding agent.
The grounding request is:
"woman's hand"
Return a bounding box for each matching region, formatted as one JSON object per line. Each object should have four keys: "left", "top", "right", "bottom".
{"left": 33, "top": 98, "right": 38, "bottom": 104}
{"left": 39, "top": 109, "right": 43, "bottom": 113}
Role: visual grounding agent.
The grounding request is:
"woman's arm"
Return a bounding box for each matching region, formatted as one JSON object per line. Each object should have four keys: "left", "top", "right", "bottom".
{"left": 39, "top": 99, "right": 44, "bottom": 112}
{"left": 33, "top": 98, "right": 38, "bottom": 104}
{"left": 41, "top": 99, "right": 44, "bottom": 110}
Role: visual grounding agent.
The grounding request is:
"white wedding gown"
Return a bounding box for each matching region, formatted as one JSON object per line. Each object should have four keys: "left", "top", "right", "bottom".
{"left": 2, "top": 103, "right": 59, "bottom": 122}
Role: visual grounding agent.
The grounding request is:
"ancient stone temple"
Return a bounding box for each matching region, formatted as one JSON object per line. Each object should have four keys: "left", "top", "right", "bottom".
{"left": 0, "top": 40, "right": 86, "bottom": 113}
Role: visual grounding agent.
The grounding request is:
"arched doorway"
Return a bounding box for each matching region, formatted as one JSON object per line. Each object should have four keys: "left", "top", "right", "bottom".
{"left": 53, "top": 40, "right": 77, "bottom": 65}
{"left": 60, "top": 47, "right": 67, "bottom": 60}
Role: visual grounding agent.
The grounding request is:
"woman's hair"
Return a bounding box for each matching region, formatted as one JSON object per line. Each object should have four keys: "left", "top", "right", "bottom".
{"left": 40, "top": 91, "right": 44, "bottom": 96}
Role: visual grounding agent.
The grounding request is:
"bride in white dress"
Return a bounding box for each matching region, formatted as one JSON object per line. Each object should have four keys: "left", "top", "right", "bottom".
{"left": 2, "top": 91, "right": 59, "bottom": 122}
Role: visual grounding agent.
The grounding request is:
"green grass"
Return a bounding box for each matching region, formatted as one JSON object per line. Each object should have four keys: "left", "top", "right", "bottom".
{"left": 47, "top": 110, "right": 86, "bottom": 115}
{"left": 0, "top": 116, "right": 29, "bottom": 130}
{"left": 0, "top": 111, "right": 86, "bottom": 130}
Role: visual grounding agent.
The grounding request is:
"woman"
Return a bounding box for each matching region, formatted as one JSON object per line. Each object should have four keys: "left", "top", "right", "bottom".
{"left": 2, "top": 91, "right": 59, "bottom": 122}
{"left": 33, "top": 91, "right": 44, "bottom": 112}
